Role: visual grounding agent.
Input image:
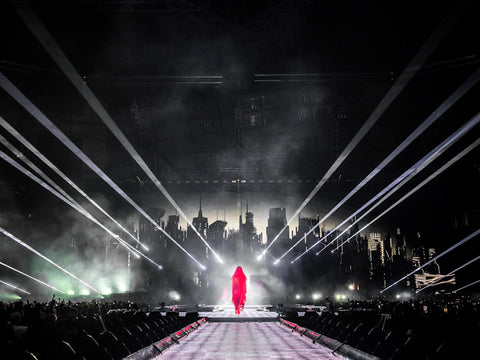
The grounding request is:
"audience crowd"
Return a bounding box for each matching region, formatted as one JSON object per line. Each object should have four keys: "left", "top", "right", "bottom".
{"left": 0, "top": 297, "right": 198, "bottom": 359}
{"left": 285, "top": 295, "right": 480, "bottom": 359}
{"left": 1, "top": 294, "right": 478, "bottom": 359}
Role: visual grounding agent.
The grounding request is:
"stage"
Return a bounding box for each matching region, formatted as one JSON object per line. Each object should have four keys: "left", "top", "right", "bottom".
{"left": 156, "top": 321, "right": 347, "bottom": 359}
{"left": 153, "top": 305, "right": 347, "bottom": 359}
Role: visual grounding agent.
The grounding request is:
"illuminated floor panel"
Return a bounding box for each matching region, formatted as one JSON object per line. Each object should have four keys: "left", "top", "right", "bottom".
{"left": 199, "top": 307, "right": 278, "bottom": 321}
{"left": 156, "top": 322, "right": 346, "bottom": 360}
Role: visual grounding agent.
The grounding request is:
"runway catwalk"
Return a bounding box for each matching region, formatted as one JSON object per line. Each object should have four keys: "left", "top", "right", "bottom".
{"left": 157, "top": 322, "right": 346, "bottom": 359}
{"left": 198, "top": 307, "right": 279, "bottom": 321}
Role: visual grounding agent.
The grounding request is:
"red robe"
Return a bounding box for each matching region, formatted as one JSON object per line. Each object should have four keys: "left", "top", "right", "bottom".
{"left": 231, "top": 266, "right": 247, "bottom": 314}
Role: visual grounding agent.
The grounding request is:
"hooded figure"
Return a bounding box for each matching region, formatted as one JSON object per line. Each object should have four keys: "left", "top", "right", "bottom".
{"left": 231, "top": 266, "right": 247, "bottom": 314}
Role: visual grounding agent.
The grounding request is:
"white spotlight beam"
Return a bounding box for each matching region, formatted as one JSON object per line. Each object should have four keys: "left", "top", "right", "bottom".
{"left": 0, "top": 261, "right": 64, "bottom": 294}
{"left": 258, "top": 1, "right": 468, "bottom": 260}
{"left": 0, "top": 74, "right": 205, "bottom": 270}
{"left": 0, "top": 126, "right": 152, "bottom": 259}
{"left": 0, "top": 278, "right": 31, "bottom": 295}
{"left": 0, "top": 261, "right": 65, "bottom": 294}
{"left": 0, "top": 116, "right": 147, "bottom": 250}
{"left": 453, "top": 279, "right": 480, "bottom": 293}
{"left": 11, "top": 2, "right": 223, "bottom": 264}
{"left": 381, "top": 229, "right": 480, "bottom": 294}
{"left": 0, "top": 130, "right": 139, "bottom": 254}
{"left": 279, "top": 70, "right": 480, "bottom": 264}
{"left": 0, "top": 227, "right": 99, "bottom": 293}
{"left": 326, "top": 135, "right": 480, "bottom": 257}
{"left": 0, "top": 145, "right": 163, "bottom": 270}
{"left": 417, "top": 255, "right": 480, "bottom": 293}
{"left": 308, "top": 113, "right": 480, "bottom": 259}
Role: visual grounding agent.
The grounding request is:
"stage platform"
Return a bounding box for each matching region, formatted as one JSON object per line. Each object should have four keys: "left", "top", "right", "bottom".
{"left": 198, "top": 305, "right": 279, "bottom": 322}
{"left": 156, "top": 321, "right": 347, "bottom": 359}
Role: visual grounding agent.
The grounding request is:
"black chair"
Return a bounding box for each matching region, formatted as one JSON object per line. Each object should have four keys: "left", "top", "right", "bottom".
{"left": 313, "top": 315, "right": 331, "bottom": 333}
{"left": 139, "top": 322, "right": 161, "bottom": 341}
{"left": 111, "top": 327, "right": 143, "bottom": 353}
{"left": 183, "top": 312, "right": 199, "bottom": 325}
{"left": 152, "top": 319, "right": 170, "bottom": 337}
{"left": 147, "top": 319, "right": 168, "bottom": 339}
{"left": 127, "top": 323, "right": 153, "bottom": 347}
{"left": 336, "top": 321, "right": 358, "bottom": 343}
{"left": 303, "top": 312, "right": 321, "bottom": 330}
{"left": 166, "top": 313, "right": 181, "bottom": 330}
{"left": 318, "top": 317, "right": 338, "bottom": 336}
{"left": 68, "top": 333, "right": 114, "bottom": 360}
{"left": 160, "top": 316, "right": 177, "bottom": 334}
{"left": 372, "top": 329, "right": 408, "bottom": 360}
{"left": 97, "top": 331, "right": 131, "bottom": 360}
{"left": 53, "top": 340, "right": 78, "bottom": 360}
{"left": 24, "top": 350, "right": 41, "bottom": 360}
{"left": 344, "top": 322, "right": 369, "bottom": 348}
{"left": 356, "top": 326, "right": 386, "bottom": 354}
{"left": 325, "top": 319, "right": 346, "bottom": 339}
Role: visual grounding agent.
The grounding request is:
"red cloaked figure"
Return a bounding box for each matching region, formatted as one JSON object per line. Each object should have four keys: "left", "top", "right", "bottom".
{"left": 231, "top": 266, "right": 247, "bottom": 314}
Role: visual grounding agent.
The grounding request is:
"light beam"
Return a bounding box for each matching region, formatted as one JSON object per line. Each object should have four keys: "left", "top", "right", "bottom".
{"left": 0, "top": 73, "right": 206, "bottom": 270}
{"left": 10, "top": 2, "right": 223, "bottom": 264}
{"left": 0, "top": 279, "right": 31, "bottom": 295}
{"left": 326, "top": 136, "right": 480, "bottom": 256}
{"left": 0, "top": 145, "right": 162, "bottom": 270}
{"left": 308, "top": 113, "right": 480, "bottom": 258}
{"left": 281, "top": 73, "right": 480, "bottom": 262}
{"left": 0, "top": 226, "right": 100, "bottom": 293}
{"left": 0, "top": 261, "right": 65, "bottom": 294}
{"left": 453, "top": 279, "right": 480, "bottom": 293}
{"left": 257, "top": 1, "right": 468, "bottom": 260}
{"left": 0, "top": 117, "right": 148, "bottom": 251}
{"left": 417, "top": 255, "right": 480, "bottom": 293}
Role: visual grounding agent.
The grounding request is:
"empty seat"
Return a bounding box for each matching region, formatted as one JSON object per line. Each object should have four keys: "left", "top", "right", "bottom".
{"left": 356, "top": 326, "right": 386, "bottom": 354}
{"left": 98, "top": 331, "right": 131, "bottom": 360}
{"left": 127, "top": 323, "right": 153, "bottom": 347}
{"left": 111, "top": 327, "right": 143, "bottom": 354}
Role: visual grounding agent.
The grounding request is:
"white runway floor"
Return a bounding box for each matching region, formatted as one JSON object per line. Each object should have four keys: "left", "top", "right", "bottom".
{"left": 156, "top": 322, "right": 347, "bottom": 360}
{"left": 198, "top": 307, "right": 278, "bottom": 319}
